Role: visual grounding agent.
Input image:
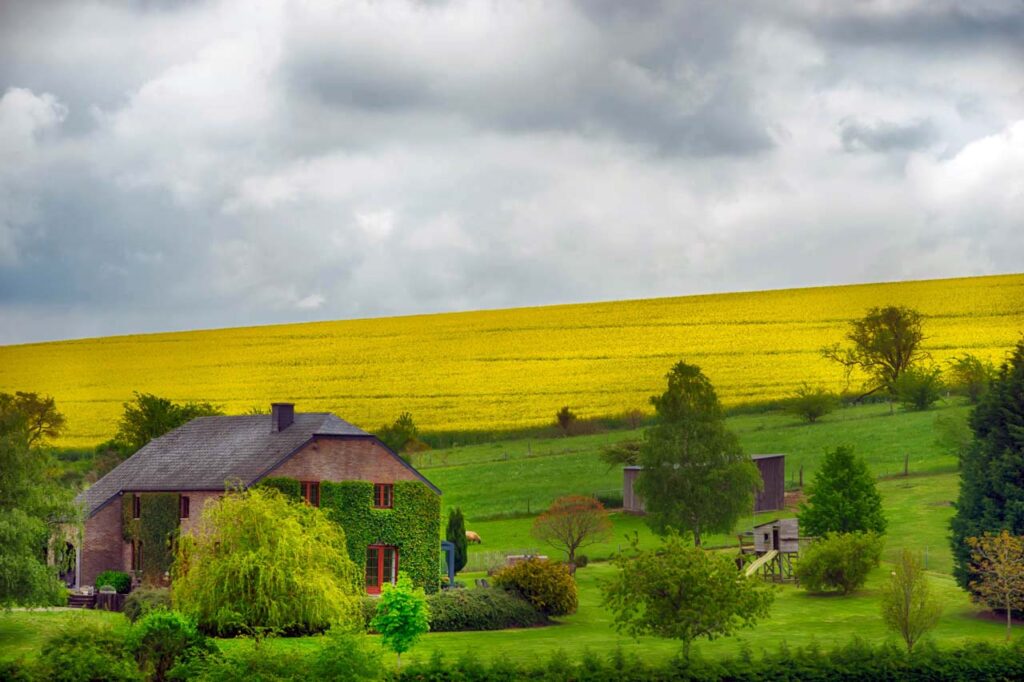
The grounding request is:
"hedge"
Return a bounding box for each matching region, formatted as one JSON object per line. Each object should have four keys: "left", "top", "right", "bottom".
{"left": 260, "top": 478, "right": 441, "bottom": 593}
{"left": 425, "top": 589, "right": 549, "bottom": 632}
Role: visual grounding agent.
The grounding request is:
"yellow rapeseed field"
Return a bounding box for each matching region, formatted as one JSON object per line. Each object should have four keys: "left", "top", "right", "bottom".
{"left": 1, "top": 274, "right": 1022, "bottom": 446}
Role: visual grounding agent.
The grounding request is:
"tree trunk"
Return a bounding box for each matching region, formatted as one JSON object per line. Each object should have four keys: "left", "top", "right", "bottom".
{"left": 1007, "top": 597, "right": 1013, "bottom": 642}
{"left": 693, "top": 525, "right": 701, "bottom": 547}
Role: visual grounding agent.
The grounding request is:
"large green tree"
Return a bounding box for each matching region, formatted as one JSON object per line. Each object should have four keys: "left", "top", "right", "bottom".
{"left": 798, "top": 446, "right": 886, "bottom": 536}
{"left": 602, "top": 532, "right": 773, "bottom": 658}
{"left": 951, "top": 341, "right": 1024, "bottom": 592}
{"left": 822, "top": 305, "right": 928, "bottom": 400}
{"left": 113, "top": 392, "right": 222, "bottom": 455}
{"left": 635, "top": 362, "right": 761, "bottom": 546}
{"left": 0, "top": 391, "right": 66, "bottom": 448}
{"left": 172, "top": 487, "right": 361, "bottom": 635}
{"left": 0, "top": 401, "right": 74, "bottom": 607}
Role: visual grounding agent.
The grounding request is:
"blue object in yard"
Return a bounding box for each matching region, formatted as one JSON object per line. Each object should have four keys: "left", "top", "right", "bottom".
{"left": 440, "top": 540, "right": 456, "bottom": 588}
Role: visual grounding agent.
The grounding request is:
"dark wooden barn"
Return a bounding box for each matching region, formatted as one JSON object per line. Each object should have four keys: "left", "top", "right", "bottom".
{"left": 752, "top": 454, "right": 785, "bottom": 513}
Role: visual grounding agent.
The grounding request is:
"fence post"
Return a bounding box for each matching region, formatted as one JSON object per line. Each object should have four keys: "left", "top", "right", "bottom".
{"left": 924, "top": 545, "right": 929, "bottom": 570}
{"left": 903, "top": 453, "right": 909, "bottom": 477}
{"left": 799, "top": 465, "right": 803, "bottom": 488}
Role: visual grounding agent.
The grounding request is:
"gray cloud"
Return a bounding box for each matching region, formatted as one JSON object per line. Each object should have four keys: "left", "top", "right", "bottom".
{"left": 0, "top": 0, "right": 1022, "bottom": 344}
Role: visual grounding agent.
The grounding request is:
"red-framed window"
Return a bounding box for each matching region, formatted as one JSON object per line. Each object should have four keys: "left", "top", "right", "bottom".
{"left": 179, "top": 495, "right": 190, "bottom": 519}
{"left": 132, "top": 494, "right": 141, "bottom": 519}
{"left": 373, "top": 483, "right": 393, "bottom": 509}
{"left": 365, "top": 545, "right": 398, "bottom": 594}
{"left": 301, "top": 481, "right": 320, "bottom": 507}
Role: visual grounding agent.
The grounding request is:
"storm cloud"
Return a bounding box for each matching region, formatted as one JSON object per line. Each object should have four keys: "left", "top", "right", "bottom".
{"left": 0, "top": 0, "right": 1022, "bottom": 344}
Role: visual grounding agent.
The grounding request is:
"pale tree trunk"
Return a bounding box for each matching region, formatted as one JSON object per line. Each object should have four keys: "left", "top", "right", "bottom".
{"left": 1007, "top": 596, "right": 1013, "bottom": 642}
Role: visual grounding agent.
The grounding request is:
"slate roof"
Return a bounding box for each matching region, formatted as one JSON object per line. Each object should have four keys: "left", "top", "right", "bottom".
{"left": 76, "top": 412, "right": 437, "bottom": 518}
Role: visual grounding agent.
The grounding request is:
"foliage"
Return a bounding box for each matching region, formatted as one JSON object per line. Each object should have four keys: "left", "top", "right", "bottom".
{"left": 96, "top": 570, "right": 132, "bottom": 594}
{"left": 492, "top": 558, "right": 578, "bottom": 617}
{"left": 881, "top": 548, "right": 942, "bottom": 651}
{"left": 599, "top": 440, "right": 641, "bottom": 470}
{"left": 446, "top": 508, "right": 468, "bottom": 574}
{"left": 310, "top": 629, "right": 382, "bottom": 681}
{"left": 372, "top": 575, "right": 430, "bottom": 668}
{"left": 126, "top": 609, "right": 216, "bottom": 682}
{"left": 894, "top": 364, "right": 944, "bottom": 410}
{"left": 376, "top": 412, "right": 421, "bottom": 454}
{"left": 172, "top": 487, "right": 361, "bottom": 636}
{"left": 951, "top": 340, "right": 1024, "bottom": 591}
{"left": 124, "top": 587, "right": 172, "bottom": 623}
{"left": 555, "top": 407, "right": 577, "bottom": 435}
{"left": 934, "top": 411, "right": 972, "bottom": 463}
{"left": 636, "top": 362, "right": 761, "bottom": 546}
{"left": 966, "top": 530, "right": 1024, "bottom": 640}
{"left": 36, "top": 617, "right": 139, "bottom": 682}
{"left": 122, "top": 492, "right": 180, "bottom": 583}
{"left": 172, "top": 637, "right": 307, "bottom": 681}
{"left": 0, "top": 391, "right": 65, "bottom": 447}
{"left": 602, "top": 532, "right": 773, "bottom": 658}
{"left": 789, "top": 383, "right": 838, "bottom": 423}
{"left": 574, "top": 554, "right": 589, "bottom": 568}
{"left": 946, "top": 353, "right": 997, "bottom": 404}
{"left": 822, "top": 305, "right": 928, "bottom": 399}
{"left": 114, "top": 392, "right": 222, "bottom": 455}
{"left": 531, "top": 495, "right": 612, "bottom": 571}
{"left": 797, "top": 531, "right": 884, "bottom": 595}
{"left": 0, "top": 407, "right": 74, "bottom": 608}
{"left": 799, "top": 446, "right": 886, "bottom": 536}
{"left": 424, "top": 587, "right": 548, "bottom": 631}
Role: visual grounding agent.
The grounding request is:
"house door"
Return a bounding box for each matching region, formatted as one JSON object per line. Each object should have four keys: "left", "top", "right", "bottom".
{"left": 366, "top": 545, "right": 398, "bottom": 594}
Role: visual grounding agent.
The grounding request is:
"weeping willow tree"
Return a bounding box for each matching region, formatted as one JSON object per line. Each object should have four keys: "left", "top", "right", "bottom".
{"left": 172, "top": 487, "right": 361, "bottom": 636}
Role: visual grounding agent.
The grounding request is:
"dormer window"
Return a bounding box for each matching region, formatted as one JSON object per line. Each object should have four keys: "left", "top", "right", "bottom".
{"left": 302, "top": 481, "right": 320, "bottom": 507}
{"left": 374, "top": 483, "right": 393, "bottom": 509}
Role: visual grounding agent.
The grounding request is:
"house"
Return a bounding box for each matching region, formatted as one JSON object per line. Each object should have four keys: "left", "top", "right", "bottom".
{"left": 75, "top": 403, "right": 441, "bottom": 594}
{"left": 622, "top": 454, "right": 786, "bottom": 514}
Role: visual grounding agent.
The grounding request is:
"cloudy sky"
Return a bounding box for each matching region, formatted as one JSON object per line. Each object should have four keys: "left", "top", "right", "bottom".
{"left": 1, "top": 0, "right": 1022, "bottom": 344}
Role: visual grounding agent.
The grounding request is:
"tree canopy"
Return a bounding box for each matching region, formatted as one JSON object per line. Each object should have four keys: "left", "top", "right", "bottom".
{"left": 950, "top": 341, "right": 1024, "bottom": 591}
{"left": 881, "top": 548, "right": 942, "bottom": 651}
{"left": 798, "top": 446, "right": 886, "bottom": 536}
{"left": 602, "top": 532, "right": 773, "bottom": 658}
{"left": 531, "top": 495, "right": 612, "bottom": 571}
{"left": 445, "top": 507, "right": 468, "bottom": 574}
{"left": 113, "top": 392, "right": 222, "bottom": 455}
{"left": 822, "top": 305, "right": 928, "bottom": 399}
{"left": 371, "top": 575, "right": 429, "bottom": 669}
{"left": 635, "top": 362, "right": 761, "bottom": 546}
{"left": 172, "top": 487, "right": 361, "bottom": 635}
{"left": 0, "top": 391, "right": 66, "bottom": 448}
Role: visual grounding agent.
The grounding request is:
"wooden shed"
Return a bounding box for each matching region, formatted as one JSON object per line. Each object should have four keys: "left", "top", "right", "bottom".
{"left": 623, "top": 466, "right": 645, "bottom": 514}
{"left": 752, "top": 454, "right": 785, "bottom": 513}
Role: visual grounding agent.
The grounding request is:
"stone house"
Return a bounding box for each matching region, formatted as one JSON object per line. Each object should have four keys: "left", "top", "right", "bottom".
{"left": 75, "top": 403, "right": 441, "bottom": 593}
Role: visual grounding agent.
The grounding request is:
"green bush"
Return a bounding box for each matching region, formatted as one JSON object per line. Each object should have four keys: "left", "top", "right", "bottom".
{"left": 310, "top": 629, "right": 381, "bottom": 680}
{"left": 96, "top": 570, "right": 132, "bottom": 594}
{"left": 36, "top": 617, "right": 139, "bottom": 682}
{"left": 574, "top": 554, "right": 589, "bottom": 569}
{"left": 797, "top": 531, "right": 884, "bottom": 595}
{"left": 426, "top": 588, "right": 548, "bottom": 631}
{"left": 173, "top": 638, "right": 305, "bottom": 681}
{"left": 124, "top": 586, "right": 171, "bottom": 623}
{"left": 492, "top": 559, "right": 577, "bottom": 616}
{"left": 895, "top": 365, "right": 944, "bottom": 410}
{"left": 127, "top": 609, "right": 216, "bottom": 682}
{"left": 789, "top": 383, "right": 838, "bottom": 423}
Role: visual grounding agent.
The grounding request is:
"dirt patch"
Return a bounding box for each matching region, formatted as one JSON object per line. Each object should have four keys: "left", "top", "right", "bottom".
{"left": 783, "top": 490, "right": 806, "bottom": 511}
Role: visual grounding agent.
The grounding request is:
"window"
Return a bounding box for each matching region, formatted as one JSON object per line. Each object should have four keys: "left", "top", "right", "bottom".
{"left": 179, "top": 495, "right": 190, "bottom": 520}
{"left": 373, "top": 483, "right": 393, "bottom": 509}
{"left": 301, "top": 481, "right": 320, "bottom": 507}
{"left": 132, "top": 494, "right": 141, "bottom": 520}
{"left": 365, "top": 545, "right": 398, "bottom": 594}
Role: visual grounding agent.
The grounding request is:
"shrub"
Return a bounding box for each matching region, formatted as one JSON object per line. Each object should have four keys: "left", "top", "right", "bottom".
{"left": 425, "top": 588, "right": 548, "bottom": 631}
{"left": 574, "top": 554, "right": 589, "bottom": 569}
{"left": 36, "top": 617, "right": 139, "bottom": 682}
{"left": 310, "top": 629, "right": 381, "bottom": 680}
{"left": 895, "top": 365, "right": 944, "bottom": 410}
{"left": 127, "top": 609, "right": 216, "bottom": 682}
{"left": 372, "top": 575, "right": 430, "bottom": 668}
{"left": 358, "top": 596, "right": 378, "bottom": 631}
{"left": 174, "top": 638, "right": 305, "bottom": 681}
{"left": 788, "top": 383, "right": 838, "bottom": 423}
{"left": 797, "top": 531, "right": 884, "bottom": 595}
{"left": 492, "top": 559, "right": 577, "bottom": 616}
{"left": 124, "top": 586, "right": 171, "bottom": 623}
{"left": 95, "top": 570, "right": 132, "bottom": 594}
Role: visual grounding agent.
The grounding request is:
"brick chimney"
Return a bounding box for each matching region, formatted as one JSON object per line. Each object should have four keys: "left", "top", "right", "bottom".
{"left": 271, "top": 403, "right": 295, "bottom": 432}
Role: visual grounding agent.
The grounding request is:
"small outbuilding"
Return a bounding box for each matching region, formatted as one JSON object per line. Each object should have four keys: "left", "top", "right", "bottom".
{"left": 623, "top": 465, "right": 645, "bottom": 514}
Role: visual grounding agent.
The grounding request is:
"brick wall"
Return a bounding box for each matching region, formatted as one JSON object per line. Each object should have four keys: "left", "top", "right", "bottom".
{"left": 178, "top": 491, "right": 223, "bottom": 535}
{"left": 268, "top": 437, "right": 423, "bottom": 484}
{"left": 81, "top": 496, "right": 127, "bottom": 587}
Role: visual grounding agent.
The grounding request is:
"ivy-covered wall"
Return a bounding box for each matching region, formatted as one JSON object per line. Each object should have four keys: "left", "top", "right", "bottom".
{"left": 260, "top": 478, "right": 441, "bottom": 593}
{"left": 121, "top": 492, "right": 179, "bottom": 583}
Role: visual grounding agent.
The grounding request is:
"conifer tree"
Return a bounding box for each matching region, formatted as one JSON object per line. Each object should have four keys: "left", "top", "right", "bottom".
{"left": 445, "top": 508, "right": 468, "bottom": 574}
{"left": 951, "top": 341, "right": 1024, "bottom": 591}
{"left": 798, "top": 446, "right": 886, "bottom": 536}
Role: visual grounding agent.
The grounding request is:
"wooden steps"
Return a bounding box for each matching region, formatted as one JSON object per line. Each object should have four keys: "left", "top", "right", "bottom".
{"left": 67, "top": 593, "right": 96, "bottom": 609}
